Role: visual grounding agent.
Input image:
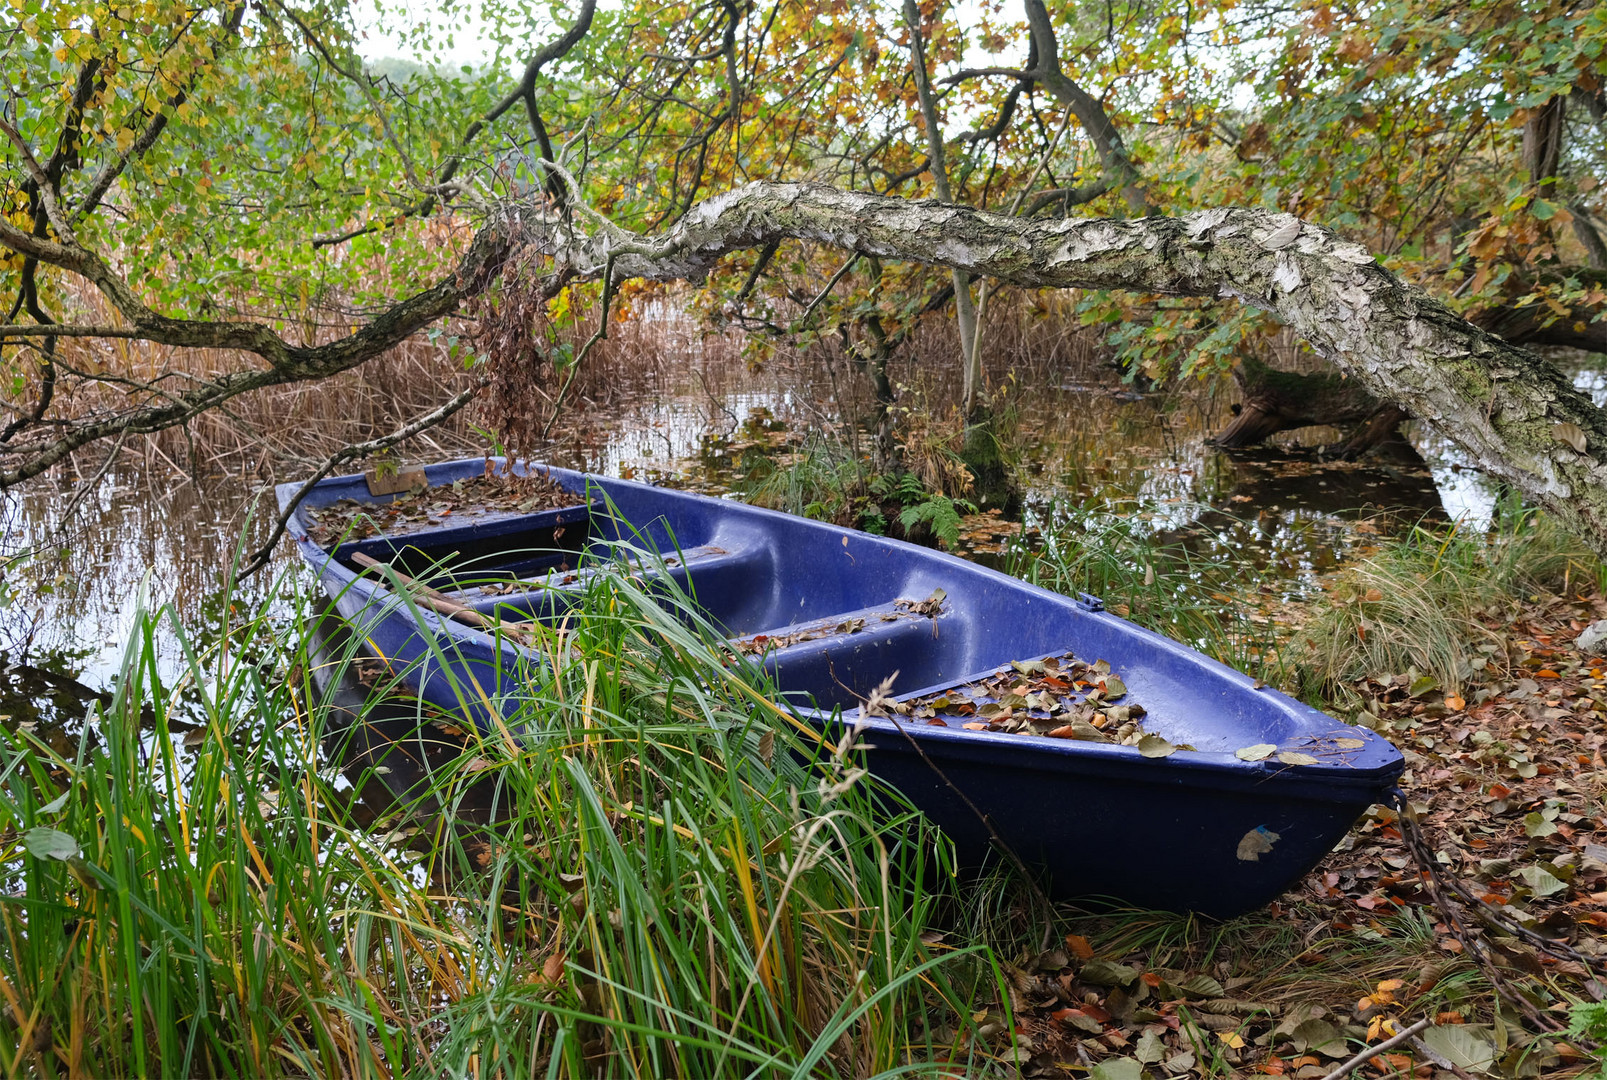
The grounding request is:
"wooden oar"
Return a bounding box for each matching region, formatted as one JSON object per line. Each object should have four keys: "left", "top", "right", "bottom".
{"left": 349, "top": 552, "right": 532, "bottom": 643}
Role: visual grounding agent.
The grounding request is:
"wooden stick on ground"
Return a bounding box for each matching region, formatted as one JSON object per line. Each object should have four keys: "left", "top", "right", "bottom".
{"left": 1318, "top": 1019, "right": 1434, "bottom": 1080}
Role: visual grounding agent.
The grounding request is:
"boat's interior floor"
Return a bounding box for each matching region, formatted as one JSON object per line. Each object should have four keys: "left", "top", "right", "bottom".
{"left": 341, "top": 528, "right": 968, "bottom": 712}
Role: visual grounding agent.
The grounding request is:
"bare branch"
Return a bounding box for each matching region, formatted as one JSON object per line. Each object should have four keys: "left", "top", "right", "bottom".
{"left": 944, "top": 66, "right": 1037, "bottom": 83}
{"left": 238, "top": 381, "right": 487, "bottom": 577}
{"left": 0, "top": 324, "right": 141, "bottom": 338}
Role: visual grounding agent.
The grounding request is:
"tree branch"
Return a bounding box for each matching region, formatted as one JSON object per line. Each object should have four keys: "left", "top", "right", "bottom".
{"left": 238, "top": 381, "right": 487, "bottom": 577}
{"left": 0, "top": 213, "right": 515, "bottom": 484}
{"left": 510, "top": 181, "right": 1607, "bottom": 559}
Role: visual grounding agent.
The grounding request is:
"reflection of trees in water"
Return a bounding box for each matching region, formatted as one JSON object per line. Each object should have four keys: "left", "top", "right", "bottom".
{"left": 1153, "top": 444, "right": 1447, "bottom": 583}
{"left": 0, "top": 654, "right": 110, "bottom": 752}
{"left": 0, "top": 472, "right": 281, "bottom": 684}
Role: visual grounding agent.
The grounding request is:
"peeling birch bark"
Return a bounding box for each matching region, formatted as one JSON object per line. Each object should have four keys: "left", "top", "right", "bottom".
{"left": 9, "top": 176, "right": 1605, "bottom": 561}
{"left": 526, "top": 181, "right": 1607, "bottom": 558}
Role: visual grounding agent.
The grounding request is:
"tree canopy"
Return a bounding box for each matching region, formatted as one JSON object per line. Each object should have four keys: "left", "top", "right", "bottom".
{"left": 1, "top": 0, "right": 1604, "bottom": 528}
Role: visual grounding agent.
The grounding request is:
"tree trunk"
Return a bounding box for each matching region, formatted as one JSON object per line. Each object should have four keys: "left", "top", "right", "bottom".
{"left": 529, "top": 183, "right": 1607, "bottom": 559}
{"left": 16, "top": 178, "right": 1607, "bottom": 561}
{"left": 1212, "top": 354, "right": 1406, "bottom": 459}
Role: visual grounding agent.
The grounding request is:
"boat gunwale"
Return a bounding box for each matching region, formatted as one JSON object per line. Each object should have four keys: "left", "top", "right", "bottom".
{"left": 278, "top": 458, "right": 1404, "bottom": 794}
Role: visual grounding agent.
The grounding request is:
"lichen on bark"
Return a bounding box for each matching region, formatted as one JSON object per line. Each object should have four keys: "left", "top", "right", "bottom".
{"left": 530, "top": 181, "right": 1607, "bottom": 557}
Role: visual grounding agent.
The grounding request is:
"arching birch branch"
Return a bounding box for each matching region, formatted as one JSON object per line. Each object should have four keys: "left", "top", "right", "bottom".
{"left": 523, "top": 181, "right": 1607, "bottom": 558}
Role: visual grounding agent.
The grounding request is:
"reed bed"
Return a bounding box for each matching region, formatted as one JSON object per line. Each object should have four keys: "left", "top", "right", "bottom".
{"left": 21, "top": 267, "right": 1114, "bottom": 486}
{"left": 0, "top": 554, "right": 990, "bottom": 1077}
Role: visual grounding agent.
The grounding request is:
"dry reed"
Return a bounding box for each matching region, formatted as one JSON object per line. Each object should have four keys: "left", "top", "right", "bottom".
{"left": 15, "top": 261, "right": 1117, "bottom": 488}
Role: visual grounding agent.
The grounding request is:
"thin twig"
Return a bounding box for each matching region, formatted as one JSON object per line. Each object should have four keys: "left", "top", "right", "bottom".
{"left": 797, "top": 254, "right": 859, "bottom": 327}
{"left": 1317, "top": 1018, "right": 1432, "bottom": 1080}
{"left": 237, "top": 382, "right": 484, "bottom": 577}
{"left": 1394, "top": 792, "right": 1584, "bottom": 1040}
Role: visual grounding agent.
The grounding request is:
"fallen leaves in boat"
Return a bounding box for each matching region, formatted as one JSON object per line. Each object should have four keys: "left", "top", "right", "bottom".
{"left": 871, "top": 652, "right": 1183, "bottom": 752}
{"left": 736, "top": 590, "right": 945, "bottom": 655}
{"left": 305, "top": 465, "right": 582, "bottom": 544}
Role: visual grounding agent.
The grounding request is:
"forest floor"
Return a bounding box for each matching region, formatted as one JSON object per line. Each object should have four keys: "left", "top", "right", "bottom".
{"left": 982, "top": 588, "right": 1607, "bottom": 1079}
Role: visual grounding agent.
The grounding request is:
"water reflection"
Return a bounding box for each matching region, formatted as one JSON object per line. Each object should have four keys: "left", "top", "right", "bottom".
{"left": 0, "top": 346, "right": 1512, "bottom": 720}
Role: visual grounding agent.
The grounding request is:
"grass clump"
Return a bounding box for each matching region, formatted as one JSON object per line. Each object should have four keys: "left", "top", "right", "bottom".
{"left": 0, "top": 561, "right": 988, "bottom": 1077}
{"left": 1294, "top": 508, "right": 1603, "bottom": 697}
{"left": 1004, "top": 502, "right": 1289, "bottom": 685}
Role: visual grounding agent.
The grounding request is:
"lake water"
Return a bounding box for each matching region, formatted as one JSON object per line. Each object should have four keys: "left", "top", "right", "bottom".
{"left": 0, "top": 341, "right": 1511, "bottom": 733}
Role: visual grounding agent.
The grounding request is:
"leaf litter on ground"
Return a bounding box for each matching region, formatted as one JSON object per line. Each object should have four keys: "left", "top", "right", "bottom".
{"left": 952, "top": 586, "right": 1607, "bottom": 1079}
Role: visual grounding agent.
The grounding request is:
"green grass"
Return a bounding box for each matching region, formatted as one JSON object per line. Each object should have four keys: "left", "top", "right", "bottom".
{"left": 0, "top": 556, "right": 993, "bottom": 1077}
{"left": 1294, "top": 507, "right": 1601, "bottom": 697}
{"left": 1003, "top": 503, "right": 1291, "bottom": 686}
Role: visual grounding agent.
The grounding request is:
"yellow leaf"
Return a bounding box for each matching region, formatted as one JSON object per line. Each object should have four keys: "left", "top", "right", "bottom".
{"left": 1217, "top": 1031, "right": 1246, "bottom": 1049}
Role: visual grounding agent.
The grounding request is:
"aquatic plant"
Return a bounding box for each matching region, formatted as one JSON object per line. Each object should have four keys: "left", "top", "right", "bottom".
{"left": 0, "top": 563, "right": 986, "bottom": 1077}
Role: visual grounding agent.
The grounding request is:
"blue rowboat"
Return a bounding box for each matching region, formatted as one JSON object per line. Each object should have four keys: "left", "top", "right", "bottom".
{"left": 279, "top": 457, "right": 1402, "bottom": 917}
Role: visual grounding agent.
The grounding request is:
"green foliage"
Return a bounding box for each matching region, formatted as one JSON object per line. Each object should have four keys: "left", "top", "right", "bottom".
{"left": 0, "top": 558, "right": 987, "bottom": 1076}
{"left": 1566, "top": 1001, "right": 1607, "bottom": 1079}
{"left": 896, "top": 493, "right": 974, "bottom": 550}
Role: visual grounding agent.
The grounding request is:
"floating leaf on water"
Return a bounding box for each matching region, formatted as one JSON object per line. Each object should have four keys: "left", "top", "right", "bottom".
{"left": 1277, "top": 751, "right": 1319, "bottom": 766}
{"left": 1138, "top": 734, "right": 1177, "bottom": 758}
{"left": 24, "top": 827, "right": 80, "bottom": 861}
{"left": 1236, "top": 743, "right": 1276, "bottom": 761}
{"left": 1236, "top": 825, "right": 1280, "bottom": 862}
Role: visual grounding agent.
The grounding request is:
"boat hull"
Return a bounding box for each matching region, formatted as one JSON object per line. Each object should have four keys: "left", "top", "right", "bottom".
{"left": 280, "top": 458, "right": 1403, "bottom": 917}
